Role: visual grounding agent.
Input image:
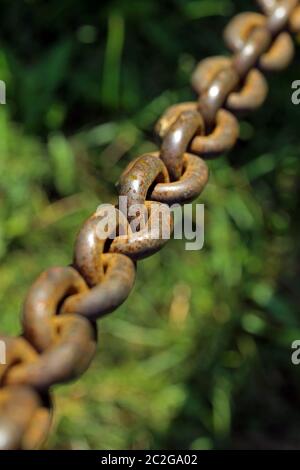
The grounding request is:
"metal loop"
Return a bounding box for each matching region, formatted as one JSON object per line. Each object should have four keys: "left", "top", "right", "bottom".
{"left": 74, "top": 215, "right": 106, "bottom": 286}
{"left": 256, "top": 0, "right": 280, "bottom": 13}
{"left": 192, "top": 56, "right": 239, "bottom": 125}
{"left": 117, "top": 154, "right": 169, "bottom": 219}
{"left": 157, "top": 102, "right": 239, "bottom": 157}
{"left": 22, "top": 266, "right": 88, "bottom": 352}
{"left": 199, "top": 68, "right": 240, "bottom": 126}
{"left": 6, "top": 314, "right": 97, "bottom": 390}
{"left": 257, "top": 0, "right": 299, "bottom": 34}
{"left": 110, "top": 201, "right": 173, "bottom": 261}
{"left": 0, "top": 335, "right": 38, "bottom": 395}
{"left": 289, "top": 5, "right": 300, "bottom": 32}
{"left": 190, "top": 109, "right": 239, "bottom": 158}
{"left": 224, "top": 13, "right": 267, "bottom": 51}
{"left": 68, "top": 207, "right": 136, "bottom": 318}
{"left": 224, "top": 10, "right": 295, "bottom": 75}
{"left": 0, "top": 385, "right": 52, "bottom": 450}
{"left": 233, "top": 26, "right": 272, "bottom": 76}
{"left": 160, "top": 109, "right": 204, "bottom": 181}
{"left": 61, "top": 253, "right": 136, "bottom": 320}
{"left": 74, "top": 207, "right": 130, "bottom": 287}
{"left": 0, "top": 336, "right": 38, "bottom": 384}
{"left": 224, "top": 13, "right": 273, "bottom": 75}
{"left": 155, "top": 102, "right": 199, "bottom": 138}
{"left": 226, "top": 69, "right": 268, "bottom": 113}
{"left": 260, "top": 32, "right": 295, "bottom": 70}
{"left": 192, "top": 56, "right": 262, "bottom": 121}
{"left": 0, "top": 0, "right": 298, "bottom": 448}
{"left": 192, "top": 57, "right": 233, "bottom": 94}
{"left": 151, "top": 153, "right": 209, "bottom": 205}
{"left": 254, "top": 1, "right": 298, "bottom": 30}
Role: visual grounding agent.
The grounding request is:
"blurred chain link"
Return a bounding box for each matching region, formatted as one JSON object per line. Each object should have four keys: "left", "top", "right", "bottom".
{"left": 0, "top": 0, "right": 299, "bottom": 449}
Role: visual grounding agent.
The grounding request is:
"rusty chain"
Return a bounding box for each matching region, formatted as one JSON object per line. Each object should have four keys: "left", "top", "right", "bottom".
{"left": 0, "top": 0, "right": 299, "bottom": 450}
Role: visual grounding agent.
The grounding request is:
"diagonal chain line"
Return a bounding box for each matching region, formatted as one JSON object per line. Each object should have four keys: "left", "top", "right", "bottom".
{"left": 0, "top": 0, "right": 299, "bottom": 450}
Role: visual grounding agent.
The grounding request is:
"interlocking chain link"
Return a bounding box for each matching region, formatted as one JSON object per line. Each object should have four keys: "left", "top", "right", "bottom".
{"left": 0, "top": 0, "right": 299, "bottom": 449}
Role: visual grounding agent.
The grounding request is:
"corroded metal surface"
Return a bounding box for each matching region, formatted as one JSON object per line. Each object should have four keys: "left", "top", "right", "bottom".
{"left": 0, "top": 0, "right": 299, "bottom": 449}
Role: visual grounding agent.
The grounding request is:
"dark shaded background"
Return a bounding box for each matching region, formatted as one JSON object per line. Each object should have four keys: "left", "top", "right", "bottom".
{"left": 0, "top": 0, "right": 300, "bottom": 449}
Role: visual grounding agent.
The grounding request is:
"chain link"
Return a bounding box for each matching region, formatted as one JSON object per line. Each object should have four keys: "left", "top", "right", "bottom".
{"left": 0, "top": 0, "right": 299, "bottom": 449}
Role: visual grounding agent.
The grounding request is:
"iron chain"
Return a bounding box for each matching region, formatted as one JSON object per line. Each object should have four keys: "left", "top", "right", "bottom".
{"left": 0, "top": 0, "right": 299, "bottom": 449}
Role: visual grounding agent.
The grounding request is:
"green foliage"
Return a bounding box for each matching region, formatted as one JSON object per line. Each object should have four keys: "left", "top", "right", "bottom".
{"left": 0, "top": 0, "right": 300, "bottom": 450}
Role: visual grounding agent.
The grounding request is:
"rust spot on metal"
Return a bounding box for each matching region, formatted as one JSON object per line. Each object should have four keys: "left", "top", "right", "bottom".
{"left": 62, "top": 253, "right": 136, "bottom": 320}
{"left": 110, "top": 201, "right": 173, "bottom": 261}
{"left": 190, "top": 109, "right": 239, "bottom": 157}
{"left": 0, "top": 385, "right": 52, "bottom": 450}
{"left": 151, "top": 153, "right": 209, "bottom": 205}
{"left": 226, "top": 69, "right": 268, "bottom": 113}
{"left": 22, "top": 267, "right": 88, "bottom": 352}
{"left": 260, "top": 32, "right": 295, "bottom": 70}
{"left": 160, "top": 110, "right": 204, "bottom": 181}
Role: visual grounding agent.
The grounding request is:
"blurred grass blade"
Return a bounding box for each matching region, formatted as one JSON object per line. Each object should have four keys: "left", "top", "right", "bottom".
{"left": 101, "top": 11, "right": 125, "bottom": 109}
{"left": 48, "top": 133, "right": 76, "bottom": 195}
{"left": 183, "top": 0, "right": 233, "bottom": 19}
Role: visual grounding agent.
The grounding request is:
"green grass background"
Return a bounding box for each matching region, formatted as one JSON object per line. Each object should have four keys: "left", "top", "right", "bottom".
{"left": 0, "top": 0, "right": 300, "bottom": 449}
